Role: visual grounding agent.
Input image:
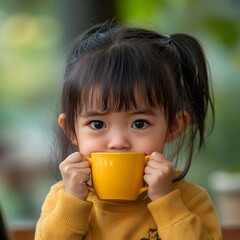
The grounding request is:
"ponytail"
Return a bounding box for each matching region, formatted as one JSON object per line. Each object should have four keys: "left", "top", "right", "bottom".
{"left": 173, "top": 34, "right": 214, "bottom": 141}
{"left": 160, "top": 34, "right": 214, "bottom": 181}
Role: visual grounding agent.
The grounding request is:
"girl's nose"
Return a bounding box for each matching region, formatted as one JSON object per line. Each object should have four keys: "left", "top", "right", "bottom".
{"left": 107, "top": 131, "right": 131, "bottom": 150}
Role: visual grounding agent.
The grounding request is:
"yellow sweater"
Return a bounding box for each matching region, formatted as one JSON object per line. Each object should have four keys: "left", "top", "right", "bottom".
{"left": 35, "top": 179, "right": 222, "bottom": 240}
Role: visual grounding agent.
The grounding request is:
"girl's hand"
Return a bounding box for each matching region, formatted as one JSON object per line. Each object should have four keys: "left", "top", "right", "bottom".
{"left": 144, "top": 152, "right": 174, "bottom": 201}
{"left": 59, "top": 152, "right": 91, "bottom": 200}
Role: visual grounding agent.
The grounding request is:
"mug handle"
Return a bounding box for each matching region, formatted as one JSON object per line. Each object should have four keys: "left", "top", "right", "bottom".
{"left": 85, "top": 157, "right": 94, "bottom": 192}
{"left": 139, "top": 155, "right": 150, "bottom": 194}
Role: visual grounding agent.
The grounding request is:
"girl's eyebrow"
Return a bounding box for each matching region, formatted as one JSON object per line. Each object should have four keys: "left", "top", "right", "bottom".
{"left": 130, "top": 109, "right": 156, "bottom": 115}
{"left": 80, "top": 111, "right": 108, "bottom": 118}
{"left": 80, "top": 109, "right": 156, "bottom": 118}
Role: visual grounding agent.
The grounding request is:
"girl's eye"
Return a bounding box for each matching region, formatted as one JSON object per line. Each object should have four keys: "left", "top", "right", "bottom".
{"left": 89, "top": 121, "right": 107, "bottom": 130}
{"left": 131, "top": 120, "right": 149, "bottom": 129}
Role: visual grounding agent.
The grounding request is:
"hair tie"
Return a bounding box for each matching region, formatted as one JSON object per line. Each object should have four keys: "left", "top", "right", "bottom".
{"left": 164, "top": 34, "right": 172, "bottom": 44}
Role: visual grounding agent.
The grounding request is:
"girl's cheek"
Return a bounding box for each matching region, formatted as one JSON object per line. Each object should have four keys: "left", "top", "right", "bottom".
{"left": 140, "top": 141, "right": 165, "bottom": 154}
{"left": 79, "top": 140, "right": 104, "bottom": 157}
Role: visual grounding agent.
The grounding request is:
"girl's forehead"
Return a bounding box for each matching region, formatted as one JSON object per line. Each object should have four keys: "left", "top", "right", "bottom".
{"left": 79, "top": 84, "right": 160, "bottom": 112}
{"left": 81, "top": 97, "right": 153, "bottom": 112}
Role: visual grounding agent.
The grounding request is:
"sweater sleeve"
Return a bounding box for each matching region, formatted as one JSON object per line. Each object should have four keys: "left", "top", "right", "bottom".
{"left": 147, "top": 186, "right": 222, "bottom": 240}
{"left": 35, "top": 182, "right": 93, "bottom": 240}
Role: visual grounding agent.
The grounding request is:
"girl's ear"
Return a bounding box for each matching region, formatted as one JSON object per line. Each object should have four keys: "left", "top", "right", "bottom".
{"left": 58, "top": 113, "right": 78, "bottom": 145}
{"left": 166, "top": 111, "right": 190, "bottom": 142}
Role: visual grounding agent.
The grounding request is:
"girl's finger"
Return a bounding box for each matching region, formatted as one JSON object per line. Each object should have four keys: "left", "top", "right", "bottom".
{"left": 78, "top": 174, "right": 91, "bottom": 184}
{"left": 149, "top": 152, "right": 168, "bottom": 162}
{"left": 64, "top": 152, "right": 85, "bottom": 163}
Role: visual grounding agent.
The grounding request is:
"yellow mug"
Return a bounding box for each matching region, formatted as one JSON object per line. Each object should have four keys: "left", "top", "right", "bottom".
{"left": 86, "top": 152, "right": 149, "bottom": 201}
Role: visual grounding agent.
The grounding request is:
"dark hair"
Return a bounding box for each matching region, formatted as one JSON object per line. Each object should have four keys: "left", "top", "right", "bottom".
{"left": 55, "top": 20, "right": 214, "bottom": 181}
{"left": 0, "top": 210, "right": 9, "bottom": 240}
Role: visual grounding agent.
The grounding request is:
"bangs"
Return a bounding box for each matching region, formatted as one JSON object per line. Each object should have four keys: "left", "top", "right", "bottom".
{"left": 66, "top": 41, "right": 176, "bottom": 116}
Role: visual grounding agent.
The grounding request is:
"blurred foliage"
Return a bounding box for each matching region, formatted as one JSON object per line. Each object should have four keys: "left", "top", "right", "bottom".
{"left": 116, "top": 0, "right": 240, "bottom": 187}
{"left": 205, "top": 17, "right": 239, "bottom": 46}
{"left": 0, "top": 10, "right": 63, "bottom": 141}
{"left": 0, "top": 2, "right": 63, "bottom": 224}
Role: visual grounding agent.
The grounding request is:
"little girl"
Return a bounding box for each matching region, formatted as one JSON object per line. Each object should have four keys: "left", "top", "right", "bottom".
{"left": 35, "top": 21, "right": 222, "bottom": 239}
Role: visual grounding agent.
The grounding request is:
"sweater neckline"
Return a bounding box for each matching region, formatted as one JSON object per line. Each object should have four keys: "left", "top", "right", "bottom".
{"left": 88, "top": 192, "right": 151, "bottom": 212}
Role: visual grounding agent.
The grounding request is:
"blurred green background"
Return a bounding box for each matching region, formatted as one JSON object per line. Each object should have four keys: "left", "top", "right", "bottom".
{"left": 0, "top": 0, "right": 240, "bottom": 230}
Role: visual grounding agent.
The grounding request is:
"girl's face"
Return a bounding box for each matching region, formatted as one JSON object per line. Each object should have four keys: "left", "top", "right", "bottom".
{"left": 71, "top": 103, "right": 171, "bottom": 157}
